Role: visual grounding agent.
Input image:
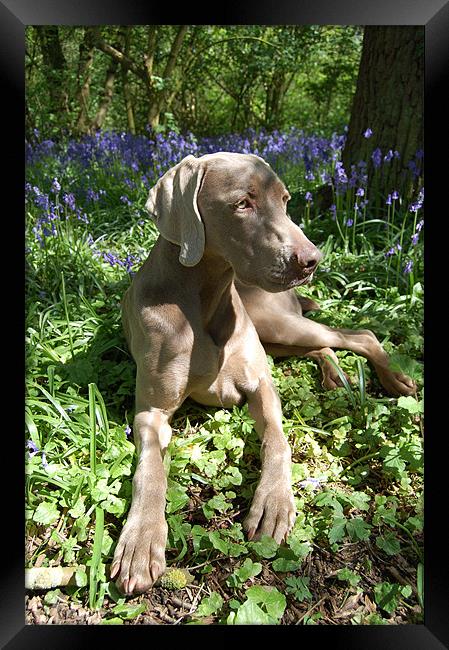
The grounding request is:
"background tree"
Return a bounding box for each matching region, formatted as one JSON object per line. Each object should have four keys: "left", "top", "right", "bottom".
{"left": 342, "top": 26, "right": 424, "bottom": 202}
{"left": 25, "top": 25, "right": 362, "bottom": 139}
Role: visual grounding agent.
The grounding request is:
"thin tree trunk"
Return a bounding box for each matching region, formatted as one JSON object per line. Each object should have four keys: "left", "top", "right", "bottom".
{"left": 148, "top": 25, "right": 189, "bottom": 128}
{"left": 120, "top": 26, "right": 136, "bottom": 134}
{"left": 75, "top": 27, "right": 96, "bottom": 135}
{"left": 91, "top": 58, "right": 118, "bottom": 131}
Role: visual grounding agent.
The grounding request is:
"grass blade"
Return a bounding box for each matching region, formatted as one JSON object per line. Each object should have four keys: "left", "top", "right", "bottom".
{"left": 89, "top": 506, "right": 104, "bottom": 610}
{"left": 60, "top": 271, "right": 75, "bottom": 361}
{"left": 417, "top": 562, "right": 423, "bottom": 609}
{"left": 88, "top": 382, "right": 97, "bottom": 474}
{"left": 324, "top": 354, "right": 357, "bottom": 408}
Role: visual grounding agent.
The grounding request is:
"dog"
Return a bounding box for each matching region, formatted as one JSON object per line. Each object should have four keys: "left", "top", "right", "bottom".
{"left": 110, "top": 153, "right": 415, "bottom": 595}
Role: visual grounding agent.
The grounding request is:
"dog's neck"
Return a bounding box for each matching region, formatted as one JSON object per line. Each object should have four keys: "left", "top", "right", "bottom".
{"left": 196, "top": 251, "right": 236, "bottom": 332}
{"left": 150, "top": 237, "right": 238, "bottom": 333}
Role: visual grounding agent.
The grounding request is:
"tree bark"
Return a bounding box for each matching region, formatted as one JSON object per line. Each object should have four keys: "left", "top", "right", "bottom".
{"left": 91, "top": 30, "right": 126, "bottom": 131}
{"left": 120, "top": 26, "right": 136, "bottom": 134}
{"left": 35, "top": 26, "right": 69, "bottom": 127}
{"left": 341, "top": 26, "right": 423, "bottom": 203}
{"left": 147, "top": 25, "right": 189, "bottom": 128}
{"left": 75, "top": 27, "right": 96, "bottom": 135}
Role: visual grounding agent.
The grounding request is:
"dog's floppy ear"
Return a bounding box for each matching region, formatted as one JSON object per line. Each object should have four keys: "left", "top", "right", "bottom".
{"left": 145, "top": 155, "right": 206, "bottom": 267}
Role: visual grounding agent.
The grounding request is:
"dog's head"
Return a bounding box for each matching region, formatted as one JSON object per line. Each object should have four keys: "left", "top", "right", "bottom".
{"left": 146, "top": 152, "right": 322, "bottom": 292}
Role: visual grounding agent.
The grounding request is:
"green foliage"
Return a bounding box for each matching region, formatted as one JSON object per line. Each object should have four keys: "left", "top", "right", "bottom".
{"left": 26, "top": 25, "right": 362, "bottom": 138}
{"left": 25, "top": 125, "right": 423, "bottom": 625}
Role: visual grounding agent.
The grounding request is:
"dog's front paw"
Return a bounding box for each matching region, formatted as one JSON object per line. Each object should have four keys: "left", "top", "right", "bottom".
{"left": 110, "top": 516, "right": 168, "bottom": 596}
{"left": 379, "top": 370, "right": 416, "bottom": 397}
{"left": 243, "top": 481, "right": 296, "bottom": 544}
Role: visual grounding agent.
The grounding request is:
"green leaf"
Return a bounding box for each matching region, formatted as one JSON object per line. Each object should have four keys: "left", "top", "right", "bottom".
{"left": 209, "top": 531, "right": 230, "bottom": 554}
{"left": 374, "top": 582, "right": 412, "bottom": 614}
{"left": 75, "top": 568, "right": 88, "bottom": 587}
{"left": 397, "top": 396, "right": 423, "bottom": 414}
{"left": 249, "top": 535, "right": 279, "bottom": 558}
{"left": 68, "top": 496, "right": 86, "bottom": 519}
{"left": 346, "top": 517, "right": 371, "bottom": 541}
{"left": 194, "top": 592, "right": 224, "bottom": 618}
{"left": 376, "top": 532, "right": 401, "bottom": 556}
{"left": 229, "top": 599, "right": 274, "bottom": 625}
{"left": 284, "top": 576, "right": 312, "bottom": 602}
{"left": 272, "top": 557, "right": 301, "bottom": 572}
{"left": 227, "top": 558, "right": 262, "bottom": 587}
{"left": 336, "top": 568, "right": 361, "bottom": 587}
{"left": 112, "top": 602, "right": 146, "bottom": 619}
{"left": 246, "top": 585, "right": 287, "bottom": 621}
{"left": 389, "top": 354, "right": 422, "bottom": 382}
{"left": 328, "top": 516, "right": 347, "bottom": 544}
{"left": 33, "top": 501, "right": 60, "bottom": 525}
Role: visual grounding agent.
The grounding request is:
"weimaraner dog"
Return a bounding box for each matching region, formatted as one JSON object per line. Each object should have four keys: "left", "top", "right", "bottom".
{"left": 110, "top": 152, "right": 415, "bottom": 595}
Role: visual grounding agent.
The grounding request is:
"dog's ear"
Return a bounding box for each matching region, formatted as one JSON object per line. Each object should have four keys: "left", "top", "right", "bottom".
{"left": 146, "top": 155, "right": 205, "bottom": 267}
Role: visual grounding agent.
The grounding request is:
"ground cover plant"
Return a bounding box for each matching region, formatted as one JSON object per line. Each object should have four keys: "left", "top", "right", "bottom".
{"left": 25, "top": 127, "right": 423, "bottom": 625}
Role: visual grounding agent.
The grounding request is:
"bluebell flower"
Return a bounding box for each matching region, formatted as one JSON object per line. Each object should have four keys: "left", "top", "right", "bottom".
{"left": 356, "top": 187, "right": 365, "bottom": 197}
{"left": 386, "top": 194, "right": 392, "bottom": 206}
{"left": 51, "top": 178, "right": 61, "bottom": 193}
{"left": 363, "top": 128, "right": 373, "bottom": 138}
{"left": 305, "top": 191, "right": 313, "bottom": 203}
{"left": 125, "top": 424, "right": 132, "bottom": 438}
{"left": 404, "top": 259, "right": 413, "bottom": 274}
{"left": 392, "top": 190, "right": 399, "bottom": 200}
{"left": 63, "top": 192, "right": 76, "bottom": 211}
{"left": 372, "top": 148, "right": 382, "bottom": 168}
{"left": 384, "top": 150, "right": 394, "bottom": 162}
{"left": 26, "top": 440, "right": 39, "bottom": 458}
{"left": 345, "top": 218, "right": 354, "bottom": 227}
{"left": 300, "top": 477, "right": 323, "bottom": 490}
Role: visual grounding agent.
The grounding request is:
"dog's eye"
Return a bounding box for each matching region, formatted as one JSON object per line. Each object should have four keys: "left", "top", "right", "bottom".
{"left": 235, "top": 199, "right": 250, "bottom": 210}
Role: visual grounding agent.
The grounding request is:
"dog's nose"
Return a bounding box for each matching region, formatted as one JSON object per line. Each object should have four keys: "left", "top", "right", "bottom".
{"left": 290, "top": 247, "right": 322, "bottom": 273}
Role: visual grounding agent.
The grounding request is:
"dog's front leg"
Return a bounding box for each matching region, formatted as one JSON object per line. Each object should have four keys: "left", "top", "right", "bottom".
{"left": 110, "top": 409, "right": 172, "bottom": 595}
{"left": 243, "top": 376, "right": 296, "bottom": 544}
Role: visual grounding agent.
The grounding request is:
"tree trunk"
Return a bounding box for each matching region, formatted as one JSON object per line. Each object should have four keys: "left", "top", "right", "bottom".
{"left": 35, "top": 26, "right": 69, "bottom": 128}
{"left": 75, "top": 27, "right": 96, "bottom": 135}
{"left": 120, "top": 26, "right": 136, "bottom": 134}
{"left": 147, "top": 25, "right": 188, "bottom": 128}
{"left": 341, "top": 26, "right": 423, "bottom": 204}
{"left": 91, "top": 30, "right": 126, "bottom": 131}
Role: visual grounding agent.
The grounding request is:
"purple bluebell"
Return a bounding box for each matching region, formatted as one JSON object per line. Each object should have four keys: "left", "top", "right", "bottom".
{"left": 63, "top": 192, "right": 76, "bottom": 211}
{"left": 41, "top": 452, "right": 50, "bottom": 470}
{"left": 356, "top": 187, "right": 365, "bottom": 197}
{"left": 372, "top": 148, "right": 382, "bottom": 168}
{"left": 403, "top": 259, "right": 413, "bottom": 274}
{"left": 363, "top": 128, "right": 373, "bottom": 138}
{"left": 26, "top": 440, "right": 39, "bottom": 458}
{"left": 300, "top": 477, "right": 323, "bottom": 490}
{"left": 345, "top": 218, "right": 354, "bottom": 227}
{"left": 51, "top": 178, "right": 61, "bottom": 193}
{"left": 305, "top": 191, "right": 313, "bottom": 203}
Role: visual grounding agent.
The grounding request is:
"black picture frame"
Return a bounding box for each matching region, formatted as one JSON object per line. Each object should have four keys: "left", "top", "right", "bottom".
{"left": 7, "top": 0, "right": 448, "bottom": 647}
